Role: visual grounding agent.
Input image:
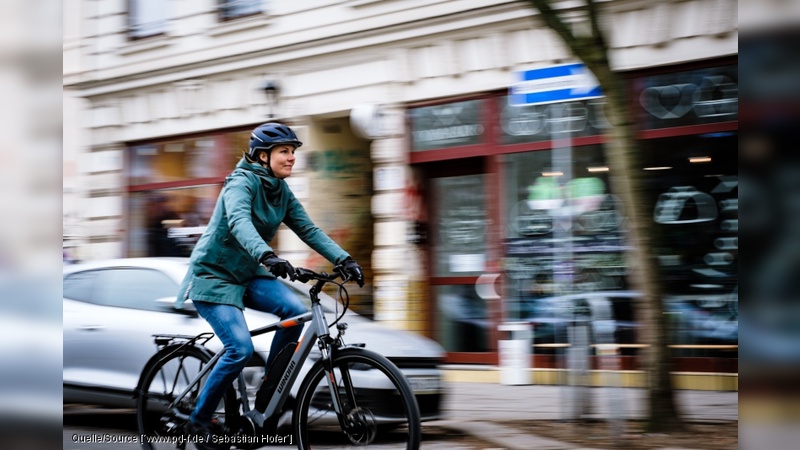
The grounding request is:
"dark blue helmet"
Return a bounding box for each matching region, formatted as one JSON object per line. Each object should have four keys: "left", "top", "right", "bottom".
{"left": 248, "top": 122, "right": 303, "bottom": 159}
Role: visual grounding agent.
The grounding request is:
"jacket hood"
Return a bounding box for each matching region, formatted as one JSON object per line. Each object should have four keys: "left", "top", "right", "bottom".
{"left": 236, "top": 155, "right": 271, "bottom": 176}
{"left": 234, "top": 156, "right": 285, "bottom": 205}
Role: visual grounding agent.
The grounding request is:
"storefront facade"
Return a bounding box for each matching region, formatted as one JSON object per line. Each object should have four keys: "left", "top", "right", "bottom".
{"left": 64, "top": 0, "right": 737, "bottom": 376}
{"left": 405, "top": 60, "right": 737, "bottom": 374}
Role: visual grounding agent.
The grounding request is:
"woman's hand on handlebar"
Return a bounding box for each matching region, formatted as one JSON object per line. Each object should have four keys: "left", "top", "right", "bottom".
{"left": 293, "top": 260, "right": 364, "bottom": 287}
{"left": 293, "top": 267, "right": 317, "bottom": 283}
{"left": 339, "top": 258, "right": 365, "bottom": 287}
{"left": 293, "top": 267, "right": 339, "bottom": 283}
{"left": 260, "top": 252, "right": 297, "bottom": 281}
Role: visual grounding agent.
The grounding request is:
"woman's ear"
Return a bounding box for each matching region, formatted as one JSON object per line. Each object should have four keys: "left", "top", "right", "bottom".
{"left": 258, "top": 150, "right": 270, "bottom": 164}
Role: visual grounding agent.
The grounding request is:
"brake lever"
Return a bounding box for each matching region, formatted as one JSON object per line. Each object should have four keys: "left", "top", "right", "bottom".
{"left": 333, "top": 265, "right": 351, "bottom": 283}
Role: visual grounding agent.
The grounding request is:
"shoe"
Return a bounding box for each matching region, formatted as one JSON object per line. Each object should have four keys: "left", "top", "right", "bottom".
{"left": 186, "top": 419, "right": 225, "bottom": 450}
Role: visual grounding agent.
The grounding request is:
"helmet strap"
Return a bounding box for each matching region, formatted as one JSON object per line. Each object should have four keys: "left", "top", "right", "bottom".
{"left": 256, "top": 148, "right": 276, "bottom": 177}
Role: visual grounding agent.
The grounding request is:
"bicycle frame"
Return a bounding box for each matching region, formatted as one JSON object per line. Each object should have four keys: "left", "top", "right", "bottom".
{"left": 166, "top": 275, "right": 347, "bottom": 431}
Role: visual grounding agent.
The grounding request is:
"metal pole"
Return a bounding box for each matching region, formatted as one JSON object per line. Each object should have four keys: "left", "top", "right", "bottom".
{"left": 550, "top": 102, "right": 577, "bottom": 419}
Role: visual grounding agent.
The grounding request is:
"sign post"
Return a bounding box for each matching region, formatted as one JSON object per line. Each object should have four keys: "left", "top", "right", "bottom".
{"left": 509, "top": 65, "right": 603, "bottom": 409}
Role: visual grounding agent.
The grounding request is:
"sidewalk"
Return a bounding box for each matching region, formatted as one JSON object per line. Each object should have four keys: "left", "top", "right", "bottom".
{"left": 433, "top": 381, "right": 738, "bottom": 449}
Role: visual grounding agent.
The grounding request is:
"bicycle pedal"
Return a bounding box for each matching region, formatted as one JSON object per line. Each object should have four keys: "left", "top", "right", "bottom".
{"left": 160, "top": 417, "right": 182, "bottom": 434}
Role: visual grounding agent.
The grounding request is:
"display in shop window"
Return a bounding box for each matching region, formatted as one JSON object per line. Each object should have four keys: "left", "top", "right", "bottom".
{"left": 499, "top": 98, "right": 609, "bottom": 145}
{"left": 432, "top": 174, "right": 488, "bottom": 277}
{"left": 642, "top": 134, "right": 738, "bottom": 351}
{"left": 635, "top": 65, "right": 738, "bottom": 129}
{"left": 502, "top": 146, "right": 630, "bottom": 343}
{"left": 410, "top": 99, "right": 484, "bottom": 151}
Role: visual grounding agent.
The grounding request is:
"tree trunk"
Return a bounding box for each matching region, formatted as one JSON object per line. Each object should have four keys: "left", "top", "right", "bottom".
{"left": 601, "top": 75, "right": 684, "bottom": 433}
{"left": 524, "top": 0, "right": 685, "bottom": 432}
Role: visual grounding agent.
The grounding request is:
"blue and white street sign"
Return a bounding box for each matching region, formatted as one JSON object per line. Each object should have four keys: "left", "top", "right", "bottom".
{"left": 510, "top": 63, "right": 603, "bottom": 106}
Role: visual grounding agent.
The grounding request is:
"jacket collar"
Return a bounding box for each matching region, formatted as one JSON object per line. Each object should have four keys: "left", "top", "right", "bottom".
{"left": 234, "top": 157, "right": 284, "bottom": 203}
{"left": 236, "top": 157, "right": 279, "bottom": 181}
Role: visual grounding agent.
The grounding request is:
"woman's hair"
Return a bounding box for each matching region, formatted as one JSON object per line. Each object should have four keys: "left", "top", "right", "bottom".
{"left": 244, "top": 150, "right": 259, "bottom": 164}
{"left": 244, "top": 150, "right": 274, "bottom": 176}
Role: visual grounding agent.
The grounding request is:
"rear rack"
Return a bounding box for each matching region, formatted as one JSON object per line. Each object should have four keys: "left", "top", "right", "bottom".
{"left": 152, "top": 332, "right": 215, "bottom": 349}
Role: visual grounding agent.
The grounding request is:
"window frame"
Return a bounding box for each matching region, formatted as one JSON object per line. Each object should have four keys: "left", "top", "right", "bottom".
{"left": 127, "top": 0, "right": 168, "bottom": 40}
{"left": 218, "top": 0, "right": 264, "bottom": 22}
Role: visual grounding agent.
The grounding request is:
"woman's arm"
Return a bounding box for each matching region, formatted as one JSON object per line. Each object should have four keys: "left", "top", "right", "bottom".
{"left": 222, "top": 172, "right": 273, "bottom": 261}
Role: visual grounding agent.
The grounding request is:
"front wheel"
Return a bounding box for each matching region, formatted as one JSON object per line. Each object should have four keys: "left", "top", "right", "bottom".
{"left": 294, "top": 347, "right": 421, "bottom": 450}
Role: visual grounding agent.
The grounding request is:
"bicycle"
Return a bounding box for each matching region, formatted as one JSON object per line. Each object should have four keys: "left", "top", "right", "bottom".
{"left": 134, "top": 265, "right": 421, "bottom": 450}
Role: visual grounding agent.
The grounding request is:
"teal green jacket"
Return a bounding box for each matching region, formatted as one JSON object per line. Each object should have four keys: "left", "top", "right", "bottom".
{"left": 176, "top": 157, "right": 350, "bottom": 310}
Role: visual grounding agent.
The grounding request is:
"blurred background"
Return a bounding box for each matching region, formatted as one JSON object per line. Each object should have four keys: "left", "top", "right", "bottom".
{"left": 740, "top": 1, "right": 800, "bottom": 449}
{"left": 62, "top": 0, "right": 739, "bottom": 362}
{"left": 0, "top": 0, "right": 63, "bottom": 449}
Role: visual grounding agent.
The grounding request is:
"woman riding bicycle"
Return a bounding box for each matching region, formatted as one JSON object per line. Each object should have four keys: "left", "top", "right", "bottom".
{"left": 175, "top": 122, "right": 364, "bottom": 448}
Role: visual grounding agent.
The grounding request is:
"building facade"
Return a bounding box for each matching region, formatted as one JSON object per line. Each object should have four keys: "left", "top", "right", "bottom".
{"left": 64, "top": 0, "right": 737, "bottom": 377}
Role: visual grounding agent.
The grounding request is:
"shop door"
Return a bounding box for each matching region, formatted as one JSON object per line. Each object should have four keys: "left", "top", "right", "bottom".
{"left": 427, "top": 158, "right": 497, "bottom": 361}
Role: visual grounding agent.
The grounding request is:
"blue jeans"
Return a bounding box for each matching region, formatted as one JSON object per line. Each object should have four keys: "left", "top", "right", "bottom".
{"left": 190, "top": 277, "right": 306, "bottom": 425}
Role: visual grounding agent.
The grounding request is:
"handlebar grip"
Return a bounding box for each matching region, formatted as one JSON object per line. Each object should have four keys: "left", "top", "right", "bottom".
{"left": 294, "top": 268, "right": 315, "bottom": 283}
{"left": 293, "top": 266, "right": 344, "bottom": 283}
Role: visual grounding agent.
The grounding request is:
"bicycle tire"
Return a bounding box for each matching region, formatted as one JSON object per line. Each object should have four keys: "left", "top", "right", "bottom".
{"left": 136, "top": 345, "right": 237, "bottom": 450}
{"left": 293, "top": 347, "right": 422, "bottom": 450}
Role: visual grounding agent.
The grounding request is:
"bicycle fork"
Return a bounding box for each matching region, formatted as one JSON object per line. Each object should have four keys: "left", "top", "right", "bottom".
{"left": 319, "top": 343, "right": 356, "bottom": 427}
{"left": 310, "top": 294, "right": 345, "bottom": 418}
{"left": 307, "top": 279, "right": 374, "bottom": 443}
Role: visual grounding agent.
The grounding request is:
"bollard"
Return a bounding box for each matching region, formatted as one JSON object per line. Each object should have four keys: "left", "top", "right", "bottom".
{"left": 498, "top": 322, "right": 532, "bottom": 385}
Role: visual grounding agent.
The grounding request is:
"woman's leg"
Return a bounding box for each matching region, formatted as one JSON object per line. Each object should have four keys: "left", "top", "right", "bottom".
{"left": 245, "top": 277, "right": 307, "bottom": 369}
{"left": 190, "top": 301, "right": 254, "bottom": 425}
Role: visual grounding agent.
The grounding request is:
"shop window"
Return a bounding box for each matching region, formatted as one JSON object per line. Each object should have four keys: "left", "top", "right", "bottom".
{"left": 502, "top": 146, "right": 629, "bottom": 349}
{"left": 128, "top": 0, "right": 167, "bottom": 39}
{"left": 432, "top": 174, "right": 488, "bottom": 277}
{"left": 641, "top": 133, "right": 738, "bottom": 354}
{"left": 634, "top": 65, "right": 738, "bottom": 130}
{"left": 410, "top": 99, "right": 485, "bottom": 151}
{"left": 126, "top": 130, "right": 253, "bottom": 258}
{"left": 431, "top": 173, "right": 489, "bottom": 353}
{"left": 228, "top": 130, "right": 251, "bottom": 167}
{"left": 128, "top": 186, "right": 221, "bottom": 258}
{"left": 130, "top": 138, "right": 222, "bottom": 185}
{"left": 436, "top": 285, "right": 489, "bottom": 352}
{"left": 219, "top": 0, "right": 263, "bottom": 21}
{"left": 498, "top": 96, "right": 609, "bottom": 145}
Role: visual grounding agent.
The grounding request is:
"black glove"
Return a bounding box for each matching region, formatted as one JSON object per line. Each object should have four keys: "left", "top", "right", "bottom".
{"left": 260, "top": 252, "right": 296, "bottom": 281}
{"left": 341, "top": 258, "right": 364, "bottom": 287}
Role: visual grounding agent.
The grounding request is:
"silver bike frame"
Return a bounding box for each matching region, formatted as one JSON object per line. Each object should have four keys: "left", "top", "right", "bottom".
{"left": 168, "top": 298, "right": 344, "bottom": 429}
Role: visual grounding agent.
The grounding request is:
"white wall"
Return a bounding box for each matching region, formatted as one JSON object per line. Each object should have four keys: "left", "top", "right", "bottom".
{"left": 64, "top": 0, "right": 738, "bottom": 259}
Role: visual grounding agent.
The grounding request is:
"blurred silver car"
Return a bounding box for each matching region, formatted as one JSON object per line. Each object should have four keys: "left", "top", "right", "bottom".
{"left": 63, "top": 258, "right": 445, "bottom": 421}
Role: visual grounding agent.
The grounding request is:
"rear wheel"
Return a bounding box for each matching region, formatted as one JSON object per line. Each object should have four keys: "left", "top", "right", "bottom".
{"left": 136, "top": 346, "right": 237, "bottom": 450}
{"left": 294, "top": 347, "right": 421, "bottom": 450}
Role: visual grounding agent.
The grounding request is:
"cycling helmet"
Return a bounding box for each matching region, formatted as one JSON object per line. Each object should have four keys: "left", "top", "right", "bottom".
{"left": 247, "top": 122, "right": 303, "bottom": 159}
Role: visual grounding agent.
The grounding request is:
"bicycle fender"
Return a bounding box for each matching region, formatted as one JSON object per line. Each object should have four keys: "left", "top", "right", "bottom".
{"left": 302, "top": 346, "right": 401, "bottom": 381}
{"left": 334, "top": 346, "right": 394, "bottom": 363}
{"left": 133, "top": 343, "right": 215, "bottom": 399}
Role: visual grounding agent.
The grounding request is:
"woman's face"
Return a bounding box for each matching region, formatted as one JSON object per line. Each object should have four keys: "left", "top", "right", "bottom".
{"left": 262, "top": 144, "right": 296, "bottom": 179}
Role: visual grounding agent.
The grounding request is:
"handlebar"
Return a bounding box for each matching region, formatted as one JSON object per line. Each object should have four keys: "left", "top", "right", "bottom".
{"left": 293, "top": 265, "right": 350, "bottom": 284}
{"left": 294, "top": 265, "right": 353, "bottom": 329}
